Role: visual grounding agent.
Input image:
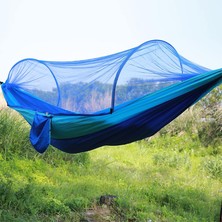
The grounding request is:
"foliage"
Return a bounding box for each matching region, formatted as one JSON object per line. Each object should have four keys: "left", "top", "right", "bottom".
{"left": 196, "top": 85, "right": 222, "bottom": 146}
{"left": 159, "top": 85, "right": 222, "bottom": 148}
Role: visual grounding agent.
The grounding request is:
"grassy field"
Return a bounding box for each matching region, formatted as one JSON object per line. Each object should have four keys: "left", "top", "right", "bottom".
{"left": 0, "top": 94, "right": 221, "bottom": 221}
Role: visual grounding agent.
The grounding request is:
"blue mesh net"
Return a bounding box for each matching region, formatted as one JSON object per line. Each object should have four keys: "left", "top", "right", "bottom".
{"left": 6, "top": 40, "right": 209, "bottom": 115}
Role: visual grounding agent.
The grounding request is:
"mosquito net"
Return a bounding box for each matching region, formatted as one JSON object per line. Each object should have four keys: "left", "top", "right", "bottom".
{"left": 6, "top": 40, "right": 209, "bottom": 115}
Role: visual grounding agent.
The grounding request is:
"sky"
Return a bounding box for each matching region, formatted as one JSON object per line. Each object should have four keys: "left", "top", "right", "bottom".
{"left": 1, "top": 0, "right": 222, "bottom": 82}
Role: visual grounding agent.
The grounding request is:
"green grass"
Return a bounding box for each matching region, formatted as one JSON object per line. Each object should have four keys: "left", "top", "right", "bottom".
{"left": 0, "top": 108, "right": 221, "bottom": 221}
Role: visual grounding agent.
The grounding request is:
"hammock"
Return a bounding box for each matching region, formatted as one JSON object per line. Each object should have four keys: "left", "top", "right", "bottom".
{"left": 1, "top": 40, "right": 222, "bottom": 153}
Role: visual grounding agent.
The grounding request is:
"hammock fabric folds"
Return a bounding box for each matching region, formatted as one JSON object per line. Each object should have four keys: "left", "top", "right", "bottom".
{"left": 1, "top": 40, "right": 222, "bottom": 153}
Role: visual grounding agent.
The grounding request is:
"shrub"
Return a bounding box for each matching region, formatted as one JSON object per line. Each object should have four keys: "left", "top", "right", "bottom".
{"left": 196, "top": 86, "right": 222, "bottom": 147}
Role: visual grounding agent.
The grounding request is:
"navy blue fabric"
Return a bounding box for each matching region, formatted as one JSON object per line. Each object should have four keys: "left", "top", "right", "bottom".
{"left": 30, "top": 113, "right": 51, "bottom": 153}
{"left": 51, "top": 76, "right": 221, "bottom": 153}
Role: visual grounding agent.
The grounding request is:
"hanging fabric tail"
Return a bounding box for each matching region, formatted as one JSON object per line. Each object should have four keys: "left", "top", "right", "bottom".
{"left": 30, "top": 112, "right": 52, "bottom": 153}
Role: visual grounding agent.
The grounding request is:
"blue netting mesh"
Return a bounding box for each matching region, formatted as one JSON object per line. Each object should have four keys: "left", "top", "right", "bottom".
{"left": 6, "top": 40, "right": 209, "bottom": 114}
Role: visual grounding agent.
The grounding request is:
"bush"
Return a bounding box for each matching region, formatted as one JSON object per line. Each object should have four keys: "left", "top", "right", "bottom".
{"left": 196, "top": 86, "right": 222, "bottom": 147}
